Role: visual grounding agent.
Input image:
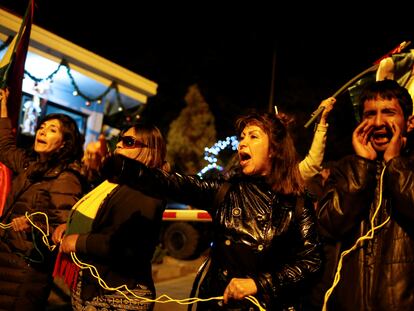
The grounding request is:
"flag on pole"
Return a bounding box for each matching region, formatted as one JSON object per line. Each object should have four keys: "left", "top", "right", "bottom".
{"left": 0, "top": 0, "right": 34, "bottom": 216}
{"left": 377, "top": 50, "right": 414, "bottom": 104}
{"left": 0, "top": 0, "right": 34, "bottom": 128}
{"left": 347, "top": 41, "right": 411, "bottom": 122}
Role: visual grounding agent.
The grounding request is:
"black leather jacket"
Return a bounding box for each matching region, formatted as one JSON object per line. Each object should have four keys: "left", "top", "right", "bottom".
{"left": 110, "top": 156, "right": 322, "bottom": 311}
{"left": 318, "top": 154, "right": 414, "bottom": 311}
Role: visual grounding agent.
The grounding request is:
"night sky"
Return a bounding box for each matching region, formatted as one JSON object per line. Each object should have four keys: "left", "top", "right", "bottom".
{"left": 1, "top": 0, "right": 414, "bottom": 160}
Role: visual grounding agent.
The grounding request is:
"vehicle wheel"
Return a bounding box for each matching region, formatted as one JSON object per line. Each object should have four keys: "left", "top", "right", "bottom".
{"left": 163, "top": 222, "right": 200, "bottom": 259}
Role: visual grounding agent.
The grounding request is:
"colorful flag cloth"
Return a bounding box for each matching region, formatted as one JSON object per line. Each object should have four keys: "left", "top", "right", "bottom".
{"left": 53, "top": 180, "right": 119, "bottom": 291}
{"left": 347, "top": 44, "right": 413, "bottom": 122}
{"left": 66, "top": 180, "right": 119, "bottom": 235}
{"left": 0, "top": 162, "right": 11, "bottom": 216}
{"left": 0, "top": 0, "right": 34, "bottom": 127}
{"left": 350, "top": 50, "right": 414, "bottom": 121}
{"left": 0, "top": 0, "right": 34, "bottom": 215}
{"left": 380, "top": 51, "right": 414, "bottom": 102}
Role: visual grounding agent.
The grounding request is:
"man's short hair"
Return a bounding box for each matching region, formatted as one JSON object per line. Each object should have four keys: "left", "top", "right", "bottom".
{"left": 358, "top": 79, "right": 413, "bottom": 119}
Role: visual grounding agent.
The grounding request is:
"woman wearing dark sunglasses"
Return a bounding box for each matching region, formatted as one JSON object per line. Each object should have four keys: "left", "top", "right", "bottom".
{"left": 117, "top": 134, "right": 149, "bottom": 149}
{"left": 99, "top": 111, "right": 321, "bottom": 311}
{"left": 52, "top": 123, "right": 169, "bottom": 311}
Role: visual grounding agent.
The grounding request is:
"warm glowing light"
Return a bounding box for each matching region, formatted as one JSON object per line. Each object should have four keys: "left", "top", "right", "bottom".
{"left": 198, "top": 136, "right": 239, "bottom": 177}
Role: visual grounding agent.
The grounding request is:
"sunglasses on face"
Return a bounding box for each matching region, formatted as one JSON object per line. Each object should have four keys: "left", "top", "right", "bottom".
{"left": 117, "top": 136, "right": 148, "bottom": 149}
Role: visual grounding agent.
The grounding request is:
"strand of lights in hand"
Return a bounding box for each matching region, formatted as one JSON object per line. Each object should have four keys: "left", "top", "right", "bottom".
{"left": 198, "top": 136, "right": 239, "bottom": 177}
{"left": 0, "top": 213, "right": 266, "bottom": 310}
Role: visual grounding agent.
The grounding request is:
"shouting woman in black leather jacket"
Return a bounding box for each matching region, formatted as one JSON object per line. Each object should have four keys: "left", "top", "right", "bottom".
{"left": 103, "top": 111, "right": 322, "bottom": 311}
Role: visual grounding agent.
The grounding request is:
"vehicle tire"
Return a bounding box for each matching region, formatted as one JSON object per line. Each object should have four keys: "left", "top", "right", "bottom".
{"left": 163, "top": 222, "right": 200, "bottom": 260}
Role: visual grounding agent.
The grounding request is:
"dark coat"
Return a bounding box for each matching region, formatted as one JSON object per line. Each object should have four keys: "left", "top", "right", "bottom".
{"left": 107, "top": 155, "right": 322, "bottom": 311}
{"left": 0, "top": 117, "right": 83, "bottom": 310}
{"left": 317, "top": 154, "right": 414, "bottom": 311}
{"left": 74, "top": 184, "right": 166, "bottom": 301}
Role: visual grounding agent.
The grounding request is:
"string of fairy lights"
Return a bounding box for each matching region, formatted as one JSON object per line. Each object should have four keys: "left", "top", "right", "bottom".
{"left": 198, "top": 135, "right": 239, "bottom": 177}
{"left": 0, "top": 35, "right": 127, "bottom": 113}
{"left": 2, "top": 36, "right": 238, "bottom": 167}
{"left": 24, "top": 59, "right": 124, "bottom": 109}
{"left": 0, "top": 212, "right": 266, "bottom": 310}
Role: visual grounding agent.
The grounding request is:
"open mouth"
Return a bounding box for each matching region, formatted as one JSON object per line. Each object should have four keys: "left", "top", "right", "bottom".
{"left": 370, "top": 130, "right": 392, "bottom": 145}
{"left": 239, "top": 152, "right": 251, "bottom": 165}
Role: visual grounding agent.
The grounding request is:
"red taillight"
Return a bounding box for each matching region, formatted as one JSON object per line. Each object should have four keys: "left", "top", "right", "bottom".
{"left": 197, "top": 212, "right": 211, "bottom": 220}
{"left": 163, "top": 211, "right": 177, "bottom": 219}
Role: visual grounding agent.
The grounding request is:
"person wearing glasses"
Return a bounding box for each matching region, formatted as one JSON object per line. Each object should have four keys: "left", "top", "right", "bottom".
{"left": 52, "top": 123, "right": 169, "bottom": 311}
{"left": 99, "top": 111, "right": 321, "bottom": 311}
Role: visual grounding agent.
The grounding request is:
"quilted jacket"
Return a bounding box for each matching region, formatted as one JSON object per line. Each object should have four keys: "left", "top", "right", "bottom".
{"left": 0, "top": 117, "right": 83, "bottom": 309}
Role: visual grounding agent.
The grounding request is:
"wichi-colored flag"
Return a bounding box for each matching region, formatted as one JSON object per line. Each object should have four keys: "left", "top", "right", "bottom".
{"left": 0, "top": 0, "right": 34, "bottom": 127}
{"left": 347, "top": 41, "right": 411, "bottom": 123}
{"left": 0, "top": 0, "right": 34, "bottom": 216}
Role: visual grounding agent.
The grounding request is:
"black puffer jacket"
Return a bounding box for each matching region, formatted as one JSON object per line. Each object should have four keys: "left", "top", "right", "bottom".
{"left": 318, "top": 154, "right": 414, "bottom": 311}
{"left": 106, "top": 155, "right": 322, "bottom": 311}
{"left": 0, "top": 118, "right": 83, "bottom": 310}
{"left": 0, "top": 117, "right": 83, "bottom": 263}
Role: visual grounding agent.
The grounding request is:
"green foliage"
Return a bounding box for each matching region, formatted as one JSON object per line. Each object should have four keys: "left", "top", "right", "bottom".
{"left": 166, "top": 84, "right": 217, "bottom": 174}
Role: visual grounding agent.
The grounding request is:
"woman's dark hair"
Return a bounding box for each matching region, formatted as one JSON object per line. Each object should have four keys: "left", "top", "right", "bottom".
{"left": 28, "top": 113, "right": 84, "bottom": 180}
{"left": 358, "top": 79, "right": 413, "bottom": 119}
{"left": 235, "top": 111, "right": 304, "bottom": 195}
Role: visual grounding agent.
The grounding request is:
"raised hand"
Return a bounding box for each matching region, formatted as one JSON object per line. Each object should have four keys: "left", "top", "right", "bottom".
{"left": 83, "top": 134, "right": 108, "bottom": 171}
{"left": 319, "top": 97, "right": 336, "bottom": 125}
{"left": 383, "top": 119, "right": 405, "bottom": 163}
{"left": 0, "top": 88, "right": 10, "bottom": 118}
{"left": 352, "top": 119, "right": 377, "bottom": 160}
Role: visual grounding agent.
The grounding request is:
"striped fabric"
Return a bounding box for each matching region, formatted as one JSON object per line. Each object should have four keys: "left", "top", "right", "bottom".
{"left": 53, "top": 180, "right": 119, "bottom": 290}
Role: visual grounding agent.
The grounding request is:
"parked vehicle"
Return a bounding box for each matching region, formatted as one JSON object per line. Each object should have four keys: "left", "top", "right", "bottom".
{"left": 161, "top": 202, "right": 212, "bottom": 260}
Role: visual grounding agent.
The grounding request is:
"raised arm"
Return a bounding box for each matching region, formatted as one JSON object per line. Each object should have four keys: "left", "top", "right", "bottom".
{"left": 299, "top": 97, "right": 336, "bottom": 181}
{"left": 102, "top": 154, "right": 221, "bottom": 210}
{"left": 0, "top": 88, "right": 9, "bottom": 118}
{"left": 0, "top": 88, "right": 28, "bottom": 172}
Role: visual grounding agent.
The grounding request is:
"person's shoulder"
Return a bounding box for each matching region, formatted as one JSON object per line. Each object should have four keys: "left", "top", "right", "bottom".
{"left": 303, "top": 188, "right": 316, "bottom": 200}
{"left": 62, "top": 162, "right": 83, "bottom": 179}
{"left": 339, "top": 154, "right": 357, "bottom": 161}
{"left": 336, "top": 154, "right": 376, "bottom": 168}
{"left": 119, "top": 184, "right": 165, "bottom": 205}
{"left": 59, "top": 162, "right": 88, "bottom": 187}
